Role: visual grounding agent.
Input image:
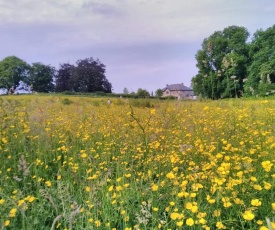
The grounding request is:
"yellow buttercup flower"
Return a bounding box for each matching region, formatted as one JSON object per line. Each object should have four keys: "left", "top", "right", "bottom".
{"left": 261, "top": 161, "right": 273, "bottom": 172}
{"left": 151, "top": 184, "right": 158, "bottom": 191}
{"left": 186, "top": 218, "right": 194, "bottom": 226}
{"left": 9, "top": 208, "right": 17, "bottom": 218}
{"left": 263, "top": 181, "right": 272, "bottom": 190}
{"left": 251, "top": 199, "right": 261, "bottom": 207}
{"left": 216, "top": 221, "right": 226, "bottom": 229}
{"left": 242, "top": 210, "right": 254, "bottom": 220}
{"left": 170, "top": 212, "right": 180, "bottom": 220}
{"left": 45, "top": 181, "right": 52, "bottom": 187}
{"left": 166, "top": 172, "right": 175, "bottom": 179}
{"left": 4, "top": 220, "right": 10, "bottom": 226}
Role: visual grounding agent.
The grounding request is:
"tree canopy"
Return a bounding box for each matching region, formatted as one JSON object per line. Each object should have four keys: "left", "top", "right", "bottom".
{"left": 192, "top": 24, "right": 275, "bottom": 98}
{"left": 27, "top": 62, "right": 55, "bottom": 93}
{"left": 192, "top": 26, "right": 250, "bottom": 99}
{"left": 55, "top": 58, "right": 112, "bottom": 93}
{"left": 244, "top": 25, "right": 275, "bottom": 96}
{"left": 55, "top": 63, "right": 75, "bottom": 93}
{"left": 0, "top": 56, "right": 113, "bottom": 94}
{"left": 136, "top": 88, "right": 150, "bottom": 98}
{"left": 0, "top": 56, "right": 30, "bottom": 93}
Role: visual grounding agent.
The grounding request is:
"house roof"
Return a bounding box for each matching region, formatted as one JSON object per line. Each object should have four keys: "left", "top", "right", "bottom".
{"left": 163, "top": 84, "right": 193, "bottom": 91}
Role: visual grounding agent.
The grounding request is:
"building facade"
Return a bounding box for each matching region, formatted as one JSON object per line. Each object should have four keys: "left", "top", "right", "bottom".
{"left": 162, "top": 83, "right": 195, "bottom": 99}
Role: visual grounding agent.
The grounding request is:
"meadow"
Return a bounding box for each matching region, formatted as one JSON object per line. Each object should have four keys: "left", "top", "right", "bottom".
{"left": 0, "top": 95, "right": 274, "bottom": 230}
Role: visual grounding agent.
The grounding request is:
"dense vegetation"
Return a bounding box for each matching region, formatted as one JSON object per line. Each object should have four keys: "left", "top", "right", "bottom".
{"left": 0, "top": 57, "right": 112, "bottom": 94}
{"left": 0, "top": 95, "right": 274, "bottom": 229}
{"left": 192, "top": 25, "right": 275, "bottom": 99}
{"left": 1, "top": 25, "right": 275, "bottom": 98}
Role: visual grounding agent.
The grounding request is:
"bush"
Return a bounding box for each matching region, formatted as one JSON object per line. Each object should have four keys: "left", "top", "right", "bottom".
{"left": 61, "top": 98, "right": 73, "bottom": 105}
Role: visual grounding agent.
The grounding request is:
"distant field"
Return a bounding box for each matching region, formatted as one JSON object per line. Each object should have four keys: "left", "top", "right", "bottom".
{"left": 0, "top": 95, "right": 274, "bottom": 229}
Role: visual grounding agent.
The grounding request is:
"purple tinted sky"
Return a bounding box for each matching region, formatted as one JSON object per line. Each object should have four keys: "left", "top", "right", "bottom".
{"left": 0, "top": 0, "right": 274, "bottom": 93}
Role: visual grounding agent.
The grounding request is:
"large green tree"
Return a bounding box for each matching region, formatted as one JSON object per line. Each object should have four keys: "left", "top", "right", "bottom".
{"left": 244, "top": 25, "right": 275, "bottom": 96}
{"left": 192, "top": 26, "right": 250, "bottom": 99}
{"left": 27, "top": 62, "right": 55, "bottom": 92}
{"left": 0, "top": 56, "right": 30, "bottom": 93}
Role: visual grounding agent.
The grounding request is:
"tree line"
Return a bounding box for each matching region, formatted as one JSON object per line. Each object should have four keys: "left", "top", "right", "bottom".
{"left": 0, "top": 57, "right": 112, "bottom": 94}
{"left": 192, "top": 24, "right": 275, "bottom": 99}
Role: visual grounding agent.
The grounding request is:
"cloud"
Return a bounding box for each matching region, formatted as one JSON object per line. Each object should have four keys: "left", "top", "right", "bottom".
{"left": 1, "top": 0, "right": 275, "bottom": 93}
{"left": 81, "top": 1, "right": 122, "bottom": 16}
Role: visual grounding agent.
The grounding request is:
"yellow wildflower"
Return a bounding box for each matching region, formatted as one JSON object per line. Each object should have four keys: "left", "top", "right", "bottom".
{"left": 18, "top": 199, "right": 25, "bottom": 207}
{"left": 151, "top": 184, "right": 158, "bottom": 191}
{"left": 186, "top": 218, "right": 194, "bottom": 226}
{"left": 166, "top": 172, "right": 175, "bottom": 179}
{"left": 45, "top": 181, "right": 52, "bottom": 187}
{"left": 170, "top": 212, "right": 180, "bottom": 220}
{"left": 242, "top": 210, "right": 254, "bottom": 220}
{"left": 4, "top": 220, "right": 10, "bottom": 226}
{"left": 251, "top": 199, "right": 261, "bottom": 207}
{"left": 9, "top": 208, "right": 17, "bottom": 218}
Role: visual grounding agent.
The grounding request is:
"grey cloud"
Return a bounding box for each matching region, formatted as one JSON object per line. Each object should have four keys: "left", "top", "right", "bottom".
{"left": 81, "top": 1, "right": 122, "bottom": 16}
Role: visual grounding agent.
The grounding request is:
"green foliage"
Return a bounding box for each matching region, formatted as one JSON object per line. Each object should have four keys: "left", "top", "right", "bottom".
{"left": 71, "top": 58, "right": 112, "bottom": 93}
{"left": 192, "top": 26, "right": 249, "bottom": 99}
{"left": 159, "top": 96, "right": 177, "bottom": 100}
{"left": 0, "top": 56, "right": 30, "bottom": 92}
{"left": 193, "top": 24, "right": 275, "bottom": 99}
{"left": 1, "top": 96, "right": 275, "bottom": 229}
{"left": 27, "top": 62, "right": 55, "bottom": 93}
{"left": 61, "top": 98, "right": 73, "bottom": 105}
{"left": 136, "top": 88, "right": 150, "bottom": 98}
{"left": 0, "top": 96, "right": 275, "bottom": 230}
{"left": 244, "top": 25, "right": 275, "bottom": 96}
{"left": 155, "top": 88, "right": 163, "bottom": 97}
{"left": 61, "top": 91, "right": 76, "bottom": 95}
{"left": 55, "top": 63, "right": 74, "bottom": 92}
{"left": 54, "top": 58, "right": 113, "bottom": 94}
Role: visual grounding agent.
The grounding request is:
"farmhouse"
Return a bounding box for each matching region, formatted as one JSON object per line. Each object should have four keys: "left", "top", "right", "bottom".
{"left": 162, "top": 83, "right": 195, "bottom": 99}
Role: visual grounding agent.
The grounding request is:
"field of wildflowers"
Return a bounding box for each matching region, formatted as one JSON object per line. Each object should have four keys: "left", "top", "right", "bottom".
{"left": 0, "top": 95, "right": 274, "bottom": 230}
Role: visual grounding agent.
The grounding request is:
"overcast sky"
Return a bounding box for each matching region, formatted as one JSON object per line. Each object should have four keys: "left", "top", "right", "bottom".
{"left": 0, "top": 0, "right": 274, "bottom": 93}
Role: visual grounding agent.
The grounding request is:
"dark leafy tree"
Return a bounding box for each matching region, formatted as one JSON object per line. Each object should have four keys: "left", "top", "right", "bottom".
{"left": 0, "top": 56, "right": 30, "bottom": 93}
{"left": 71, "top": 57, "right": 112, "bottom": 93}
{"left": 27, "top": 62, "right": 55, "bottom": 92}
{"left": 55, "top": 63, "right": 75, "bottom": 92}
{"left": 192, "top": 26, "right": 250, "bottom": 99}
{"left": 244, "top": 25, "right": 275, "bottom": 96}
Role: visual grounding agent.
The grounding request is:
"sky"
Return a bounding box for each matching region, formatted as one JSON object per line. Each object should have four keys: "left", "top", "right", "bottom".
{"left": 0, "top": 0, "right": 275, "bottom": 93}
